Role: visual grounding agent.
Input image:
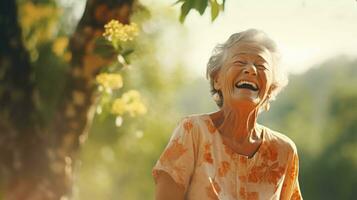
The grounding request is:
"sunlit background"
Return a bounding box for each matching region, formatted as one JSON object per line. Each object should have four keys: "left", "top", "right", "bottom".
{"left": 153, "top": 0, "right": 357, "bottom": 75}
{"left": 1, "top": 0, "right": 357, "bottom": 199}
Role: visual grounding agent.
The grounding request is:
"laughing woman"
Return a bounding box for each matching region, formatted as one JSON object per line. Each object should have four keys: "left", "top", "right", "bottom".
{"left": 152, "top": 29, "right": 302, "bottom": 200}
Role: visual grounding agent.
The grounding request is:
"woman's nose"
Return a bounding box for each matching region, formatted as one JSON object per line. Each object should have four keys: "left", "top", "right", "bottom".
{"left": 242, "top": 63, "right": 257, "bottom": 76}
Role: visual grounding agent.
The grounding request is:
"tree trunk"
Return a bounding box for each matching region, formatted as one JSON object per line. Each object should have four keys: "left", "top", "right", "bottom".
{"left": 0, "top": 0, "right": 134, "bottom": 199}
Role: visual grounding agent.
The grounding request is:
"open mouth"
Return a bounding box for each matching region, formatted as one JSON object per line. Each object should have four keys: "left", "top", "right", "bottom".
{"left": 235, "top": 80, "right": 259, "bottom": 91}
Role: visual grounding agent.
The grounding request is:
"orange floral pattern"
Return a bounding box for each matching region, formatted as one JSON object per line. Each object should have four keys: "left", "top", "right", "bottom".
{"left": 247, "top": 191, "right": 259, "bottom": 200}
{"left": 260, "top": 141, "right": 279, "bottom": 162}
{"left": 204, "top": 119, "right": 217, "bottom": 134}
{"left": 291, "top": 186, "right": 302, "bottom": 200}
{"left": 204, "top": 143, "right": 214, "bottom": 164}
{"left": 206, "top": 178, "right": 221, "bottom": 200}
{"left": 183, "top": 119, "right": 193, "bottom": 133}
{"left": 218, "top": 161, "right": 230, "bottom": 177}
{"left": 160, "top": 138, "right": 187, "bottom": 163}
{"left": 240, "top": 156, "right": 248, "bottom": 165}
{"left": 248, "top": 162, "right": 285, "bottom": 185}
{"left": 239, "top": 187, "right": 247, "bottom": 199}
{"left": 153, "top": 115, "right": 302, "bottom": 200}
{"left": 247, "top": 141, "right": 286, "bottom": 185}
{"left": 239, "top": 175, "right": 247, "bottom": 182}
{"left": 155, "top": 136, "right": 190, "bottom": 186}
{"left": 239, "top": 187, "right": 259, "bottom": 200}
{"left": 289, "top": 155, "right": 298, "bottom": 179}
{"left": 280, "top": 153, "right": 302, "bottom": 199}
{"left": 223, "top": 142, "right": 236, "bottom": 159}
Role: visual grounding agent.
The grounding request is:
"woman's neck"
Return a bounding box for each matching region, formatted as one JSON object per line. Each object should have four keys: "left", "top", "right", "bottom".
{"left": 211, "top": 105, "right": 259, "bottom": 144}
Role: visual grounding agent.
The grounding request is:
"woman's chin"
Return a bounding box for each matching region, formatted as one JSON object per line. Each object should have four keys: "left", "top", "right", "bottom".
{"left": 236, "top": 89, "right": 260, "bottom": 102}
{"left": 222, "top": 89, "right": 263, "bottom": 110}
{"left": 228, "top": 93, "right": 261, "bottom": 109}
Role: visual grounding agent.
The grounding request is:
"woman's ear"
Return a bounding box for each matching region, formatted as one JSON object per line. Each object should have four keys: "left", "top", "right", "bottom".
{"left": 268, "top": 83, "right": 278, "bottom": 96}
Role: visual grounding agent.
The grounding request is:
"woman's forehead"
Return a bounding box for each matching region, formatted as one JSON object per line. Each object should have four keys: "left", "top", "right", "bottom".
{"left": 227, "top": 42, "right": 273, "bottom": 63}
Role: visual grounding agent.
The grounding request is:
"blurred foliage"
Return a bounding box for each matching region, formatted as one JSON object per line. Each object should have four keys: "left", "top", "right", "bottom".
{"left": 15, "top": 0, "right": 72, "bottom": 126}
{"left": 261, "top": 56, "right": 357, "bottom": 200}
{"left": 176, "top": 0, "right": 226, "bottom": 22}
{"left": 5, "top": 0, "right": 188, "bottom": 198}
{"left": 18, "top": 0, "right": 61, "bottom": 61}
{"left": 73, "top": 2, "right": 191, "bottom": 200}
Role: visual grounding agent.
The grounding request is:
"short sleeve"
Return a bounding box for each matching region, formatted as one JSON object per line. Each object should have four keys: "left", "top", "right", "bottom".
{"left": 280, "top": 149, "right": 303, "bottom": 200}
{"left": 152, "top": 117, "right": 197, "bottom": 192}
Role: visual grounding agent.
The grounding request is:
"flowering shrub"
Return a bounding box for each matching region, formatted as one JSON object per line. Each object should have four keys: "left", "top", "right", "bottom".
{"left": 96, "top": 20, "right": 146, "bottom": 126}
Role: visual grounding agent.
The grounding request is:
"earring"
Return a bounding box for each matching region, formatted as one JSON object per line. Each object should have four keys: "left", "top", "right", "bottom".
{"left": 264, "top": 102, "right": 270, "bottom": 111}
{"left": 264, "top": 94, "right": 271, "bottom": 111}
{"left": 213, "top": 93, "right": 220, "bottom": 102}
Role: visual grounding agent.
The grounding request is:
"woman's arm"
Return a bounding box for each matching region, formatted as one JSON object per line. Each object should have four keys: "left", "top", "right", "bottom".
{"left": 281, "top": 150, "right": 303, "bottom": 200}
{"left": 155, "top": 171, "right": 185, "bottom": 200}
{"left": 153, "top": 117, "right": 197, "bottom": 199}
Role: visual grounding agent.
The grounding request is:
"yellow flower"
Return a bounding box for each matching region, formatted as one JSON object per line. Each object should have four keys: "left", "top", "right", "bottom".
{"left": 121, "top": 90, "right": 141, "bottom": 102}
{"left": 126, "top": 101, "right": 147, "bottom": 116}
{"left": 52, "top": 37, "right": 69, "bottom": 57}
{"left": 21, "top": 2, "right": 56, "bottom": 29}
{"left": 103, "top": 20, "right": 139, "bottom": 42}
{"left": 111, "top": 90, "right": 147, "bottom": 117}
{"left": 111, "top": 98, "right": 127, "bottom": 115}
{"left": 96, "top": 73, "right": 123, "bottom": 90}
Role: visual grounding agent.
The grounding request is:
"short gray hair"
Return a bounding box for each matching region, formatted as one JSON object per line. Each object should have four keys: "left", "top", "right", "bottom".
{"left": 206, "top": 29, "right": 288, "bottom": 107}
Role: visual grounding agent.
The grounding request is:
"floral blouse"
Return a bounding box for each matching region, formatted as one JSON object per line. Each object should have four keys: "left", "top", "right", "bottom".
{"left": 153, "top": 114, "right": 302, "bottom": 200}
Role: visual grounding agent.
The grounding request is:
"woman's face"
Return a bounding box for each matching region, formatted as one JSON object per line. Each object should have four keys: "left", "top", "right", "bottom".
{"left": 214, "top": 42, "right": 275, "bottom": 109}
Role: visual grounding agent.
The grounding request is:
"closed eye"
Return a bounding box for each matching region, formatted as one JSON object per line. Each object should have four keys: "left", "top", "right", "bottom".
{"left": 256, "top": 64, "right": 268, "bottom": 70}
{"left": 234, "top": 61, "right": 246, "bottom": 65}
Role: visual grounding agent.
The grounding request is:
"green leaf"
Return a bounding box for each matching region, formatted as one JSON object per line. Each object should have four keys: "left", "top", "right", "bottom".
{"left": 210, "top": 0, "right": 219, "bottom": 21}
{"left": 193, "top": 0, "right": 208, "bottom": 15}
{"left": 123, "top": 54, "right": 131, "bottom": 64}
{"left": 179, "top": 1, "right": 192, "bottom": 23}
{"left": 173, "top": 0, "right": 185, "bottom": 5}
{"left": 121, "top": 48, "right": 134, "bottom": 57}
{"left": 94, "top": 37, "right": 116, "bottom": 58}
{"left": 95, "top": 37, "right": 111, "bottom": 46}
{"left": 178, "top": 0, "right": 216, "bottom": 23}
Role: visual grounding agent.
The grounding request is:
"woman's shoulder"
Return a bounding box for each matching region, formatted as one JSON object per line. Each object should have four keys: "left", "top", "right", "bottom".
{"left": 180, "top": 113, "right": 209, "bottom": 119}
{"left": 260, "top": 124, "right": 298, "bottom": 154}
{"left": 176, "top": 113, "right": 216, "bottom": 137}
{"left": 178, "top": 113, "right": 211, "bottom": 126}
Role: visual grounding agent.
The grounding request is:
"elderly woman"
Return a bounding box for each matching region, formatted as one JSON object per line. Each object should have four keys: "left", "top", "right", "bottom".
{"left": 152, "top": 29, "right": 302, "bottom": 200}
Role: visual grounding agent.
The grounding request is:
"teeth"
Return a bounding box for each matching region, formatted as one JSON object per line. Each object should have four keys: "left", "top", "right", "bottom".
{"left": 236, "top": 80, "right": 258, "bottom": 89}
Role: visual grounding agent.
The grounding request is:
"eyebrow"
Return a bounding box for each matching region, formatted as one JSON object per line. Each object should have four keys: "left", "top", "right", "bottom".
{"left": 231, "top": 54, "right": 267, "bottom": 63}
